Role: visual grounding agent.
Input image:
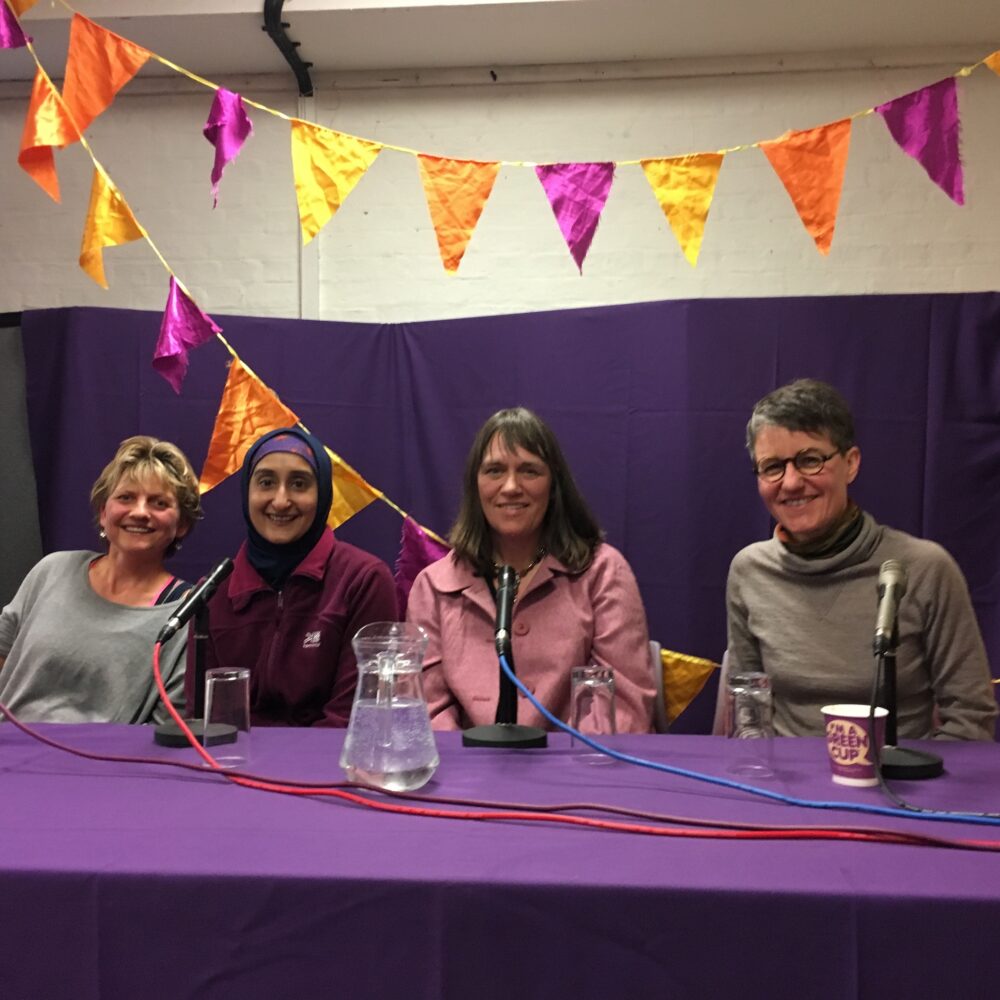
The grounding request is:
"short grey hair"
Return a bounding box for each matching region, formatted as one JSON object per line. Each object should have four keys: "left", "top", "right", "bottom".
{"left": 745, "top": 379, "right": 856, "bottom": 457}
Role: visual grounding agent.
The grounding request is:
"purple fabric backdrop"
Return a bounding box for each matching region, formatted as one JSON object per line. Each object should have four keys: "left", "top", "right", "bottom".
{"left": 19, "top": 295, "right": 1000, "bottom": 731}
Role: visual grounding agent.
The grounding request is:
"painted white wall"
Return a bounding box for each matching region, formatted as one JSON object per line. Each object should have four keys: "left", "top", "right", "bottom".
{"left": 1, "top": 50, "right": 998, "bottom": 323}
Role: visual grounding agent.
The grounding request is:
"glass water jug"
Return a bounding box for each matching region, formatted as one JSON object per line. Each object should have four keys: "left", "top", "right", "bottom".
{"left": 339, "top": 621, "right": 439, "bottom": 791}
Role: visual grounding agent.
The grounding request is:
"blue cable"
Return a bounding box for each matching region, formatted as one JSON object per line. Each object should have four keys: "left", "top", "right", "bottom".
{"left": 497, "top": 655, "right": 1000, "bottom": 829}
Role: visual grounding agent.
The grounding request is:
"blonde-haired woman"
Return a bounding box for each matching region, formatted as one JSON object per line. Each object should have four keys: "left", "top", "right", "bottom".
{"left": 0, "top": 436, "right": 202, "bottom": 723}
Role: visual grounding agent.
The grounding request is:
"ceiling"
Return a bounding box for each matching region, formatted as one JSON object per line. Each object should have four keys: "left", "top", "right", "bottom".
{"left": 4, "top": 0, "right": 1000, "bottom": 86}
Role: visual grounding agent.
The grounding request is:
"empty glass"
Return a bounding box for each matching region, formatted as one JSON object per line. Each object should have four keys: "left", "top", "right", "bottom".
{"left": 725, "top": 671, "right": 774, "bottom": 778}
{"left": 725, "top": 671, "right": 774, "bottom": 739}
{"left": 570, "top": 665, "right": 616, "bottom": 760}
{"left": 203, "top": 667, "right": 251, "bottom": 769}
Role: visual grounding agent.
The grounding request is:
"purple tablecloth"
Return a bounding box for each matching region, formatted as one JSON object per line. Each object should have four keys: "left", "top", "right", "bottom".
{"left": 1, "top": 724, "right": 998, "bottom": 998}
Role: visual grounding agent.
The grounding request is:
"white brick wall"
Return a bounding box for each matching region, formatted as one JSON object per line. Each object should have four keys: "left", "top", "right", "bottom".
{"left": 2, "top": 51, "right": 998, "bottom": 322}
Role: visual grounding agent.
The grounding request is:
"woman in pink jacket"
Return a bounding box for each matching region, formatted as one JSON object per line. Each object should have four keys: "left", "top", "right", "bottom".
{"left": 407, "top": 407, "right": 654, "bottom": 732}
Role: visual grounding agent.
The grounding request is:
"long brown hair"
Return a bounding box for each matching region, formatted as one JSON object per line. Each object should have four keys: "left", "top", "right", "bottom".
{"left": 449, "top": 407, "right": 602, "bottom": 574}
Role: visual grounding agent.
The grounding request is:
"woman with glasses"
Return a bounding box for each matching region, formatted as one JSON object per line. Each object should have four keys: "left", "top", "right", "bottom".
{"left": 723, "top": 378, "right": 996, "bottom": 739}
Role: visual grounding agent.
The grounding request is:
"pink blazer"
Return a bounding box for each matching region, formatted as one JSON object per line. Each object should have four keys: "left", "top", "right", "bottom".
{"left": 406, "top": 544, "right": 654, "bottom": 732}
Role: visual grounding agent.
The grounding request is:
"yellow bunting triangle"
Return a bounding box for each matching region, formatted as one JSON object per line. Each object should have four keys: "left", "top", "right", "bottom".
{"left": 325, "top": 447, "right": 382, "bottom": 530}
{"left": 18, "top": 69, "right": 80, "bottom": 202}
{"left": 78, "top": 169, "right": 144, "bottom": 288}
{"left": 641, "top": 152, "right": 724, "bottom": 267}
{"left": 62, "top": 15, "right": 151, "bottom": 134}
{"left": 290, "top": 120, "right": 382, "bottom": 244}
{"left": 199, "top": 360, "right": 300, "bottom": 493}
{"left": 760, "top": 118, "right": 852, "bottom": 255}
{"left": 660, "top": 648, "right": 719, "bottom": 726}
{"left": 417, "top": 155, "right": 501, "bottom": 273}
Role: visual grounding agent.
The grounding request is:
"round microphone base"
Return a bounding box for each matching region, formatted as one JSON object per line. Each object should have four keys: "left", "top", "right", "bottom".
{"left": 153, "top": 720, "right": 238, "bottom": 748}
{"left": 462, "top": 723, "right": 548, "bottom": 749}
{"left": 879, "top": 745, "right": 944, "bottom": 781}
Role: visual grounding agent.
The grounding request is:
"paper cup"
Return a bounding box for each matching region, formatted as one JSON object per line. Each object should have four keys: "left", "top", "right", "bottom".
{"left": 821, "top": 704, "right": 887, "bottom": 787}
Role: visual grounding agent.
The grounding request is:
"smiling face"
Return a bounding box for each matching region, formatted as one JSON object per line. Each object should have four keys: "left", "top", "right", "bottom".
{"left": 247, "top": 452, "right": 319, "bottom": 545}
{"left": 753, "top": 425, "right": 860, "bottom": 543}
{"left": 477, "top": 434, "right": 552, "bottom": 554}
{"left": 99, "top": 474, "right": 186, "bottom": 560}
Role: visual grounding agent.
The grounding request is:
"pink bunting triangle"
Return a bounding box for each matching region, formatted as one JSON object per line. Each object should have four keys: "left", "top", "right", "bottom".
{"left": 535, "top": 162, "right": 615, "bottom": 272}
{"left": 394, "top": 516, "right": 450, "bottom": 617}
{"left": 203, "top": 88, "right": 253, "bottom": 208}
{"left": 0, "top": 3, "right": 30, "bottom": 48}
{"left": 152, "top": 277, "right": 223, "bottom": 393}
{"left": 876, "top": 77, "right": 964, "bottom": 205}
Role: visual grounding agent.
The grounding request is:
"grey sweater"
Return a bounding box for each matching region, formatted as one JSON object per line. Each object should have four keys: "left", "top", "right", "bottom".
{"left": 0, "top": 551, "right": 187, "bottom": 724}
{"left": 726, "top": 514, "right": 997, "bottom": 740}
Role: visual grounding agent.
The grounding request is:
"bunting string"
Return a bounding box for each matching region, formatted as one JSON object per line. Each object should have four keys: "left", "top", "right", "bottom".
{"left": 3, "top": 0, "right": 992, "bottom": 277}
{"left": 4, "top": 0, "right": 994, "bottom": 511}
{"left": 8, "top": 0, "right": 989, "bottom": 718}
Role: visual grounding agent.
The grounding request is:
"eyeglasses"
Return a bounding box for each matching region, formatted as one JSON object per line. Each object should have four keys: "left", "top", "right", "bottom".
{"left": 753, "top": 449, "right": 840, "bottom": 483}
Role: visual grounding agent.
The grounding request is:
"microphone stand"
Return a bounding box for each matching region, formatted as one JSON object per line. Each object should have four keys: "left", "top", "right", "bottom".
{"left": 874, "top": 629, "right": 943, "bottom": 781}
{"left": 462, "top": 570, "right": 547, "bottom": 749}
{"left": 461, "top": 645, "right": 548, "bottom": 748}
{"left": 153, "top": 606, "right": 237, "bottom": 748}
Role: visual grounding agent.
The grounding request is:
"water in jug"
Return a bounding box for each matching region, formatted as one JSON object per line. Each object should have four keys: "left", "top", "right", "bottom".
{"left": 340, "top": 621, "right": 439, "bottom": 791}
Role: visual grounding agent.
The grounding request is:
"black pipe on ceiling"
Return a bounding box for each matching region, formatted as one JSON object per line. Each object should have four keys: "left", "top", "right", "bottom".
{"left": 262, "top": 0, "right": 315, "bottom": 97}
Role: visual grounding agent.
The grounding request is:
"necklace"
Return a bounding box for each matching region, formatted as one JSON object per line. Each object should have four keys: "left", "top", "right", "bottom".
{"left": 493, "top": 547, "right": 546, "bottom": 579}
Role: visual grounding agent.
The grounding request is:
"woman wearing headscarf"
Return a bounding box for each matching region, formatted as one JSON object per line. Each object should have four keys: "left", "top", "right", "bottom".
{"left": 406, "top": 407, "right": 654, "bottom": 732}
{"left": 0, "top": 435, "right": 201, "bottom": 723}
{"left": 186, "top": 427, "right": 398, "bottom": 726}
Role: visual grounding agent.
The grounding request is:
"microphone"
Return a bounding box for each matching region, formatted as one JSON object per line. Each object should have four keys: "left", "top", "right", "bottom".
{"left": 873, "top": 560, "right": 907, "bottom": 655}
{"left": 156, "top": 557, "right": 234, "bottom": 644}
{"left": 494, "top": 565, "right": 518, "bottom": 656}
{"left": 462, "top": 564, "right": 547, "bottom": 748}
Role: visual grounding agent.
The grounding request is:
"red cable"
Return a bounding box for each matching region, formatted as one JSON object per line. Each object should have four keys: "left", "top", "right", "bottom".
{"left": 142, "top": 645, "right": 1000, "bottom": 850}
{"left": 1, "top": 646, "right": 995, "bottom": 851}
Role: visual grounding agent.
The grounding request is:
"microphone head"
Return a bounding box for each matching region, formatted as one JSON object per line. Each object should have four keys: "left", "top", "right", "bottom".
{"left": 878, "top": 559, "right": 907, "bottom": 597}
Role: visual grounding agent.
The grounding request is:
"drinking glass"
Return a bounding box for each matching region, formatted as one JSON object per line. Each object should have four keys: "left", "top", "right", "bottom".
{"left": 203, "top": 667, "right": 251, "bottom": 769}
{"left": 726, "top": 671, "right": 774, "bottom": 739}
{"left": 570, "top": 666, "right": 616, "bottom": 760}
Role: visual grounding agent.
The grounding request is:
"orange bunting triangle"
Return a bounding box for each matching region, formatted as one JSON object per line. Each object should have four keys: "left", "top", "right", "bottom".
{"left": 417, "top": 155, "right": 500, "bottom": 273}
{"left": 10, "top": 1, "right": 39, "bottom": 15}
{"left": 18, "top": 69, "right": 81, "bottom": 202}
{"left": 62, "top": 15, "right": 150, "bottom": 134}
{"left": 641, "top": 152, "right": 724, "bottom": 267}
{"left": 986, "top": 51, "right": 1000, "bottom": 76}
{"left": 290, "top": 120, "right": 382, "bottom": 244}
{"left": 325, "top": 447, "right": 382, "bottom": 530}
{"left": 78, "top": 169, "right": 144, "bottom": 288}
{"left": 199, "top": 360, "right": 300, "bottom": 493}
{"left": 760, "top": 118, "right": 852, "bottom": 255}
